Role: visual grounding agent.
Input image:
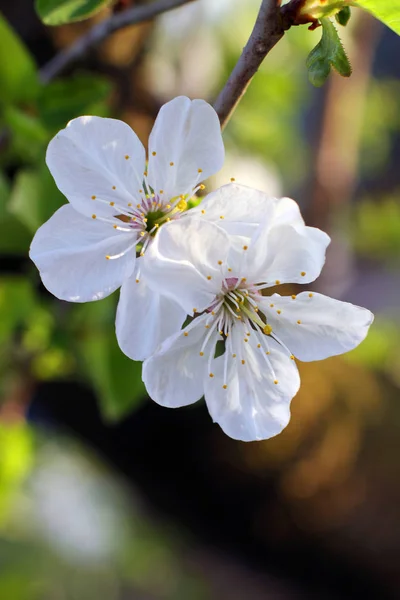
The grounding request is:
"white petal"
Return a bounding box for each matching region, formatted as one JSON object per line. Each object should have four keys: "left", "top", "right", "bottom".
{"left": 259, "top": 292, "right": 374, "bottom": 362}
{"left": 116, "top": 272, "right": 186, "bottom": 362}
{"left": 247, "top": 223, "right": 330, "bottom": 285}
{"left": 147, "top": 97, "right": 224, "bottom": 199}
{"left": 204, "top": 326, "right": 300, "bottom": 442}
{"left": 191, "top": 183, "right": 278, "bottom": 237}
{"left": 142, "top": 314, "right": 209, "bottom": 408}
{"left": 46, "top": 116, "right": 146, "bottom": 218}
{"left": 29, "top": 205, "right": 136, "bottom": 302}
{"left": 142, "top": 218, "right": 229, "bottom": 315}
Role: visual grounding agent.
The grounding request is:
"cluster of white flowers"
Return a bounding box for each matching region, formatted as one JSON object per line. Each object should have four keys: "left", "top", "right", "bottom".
{"left": 30, "top": 96, "right": 373, "bottom": 442}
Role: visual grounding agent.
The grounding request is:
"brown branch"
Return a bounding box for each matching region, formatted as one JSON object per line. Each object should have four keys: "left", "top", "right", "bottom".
{"left": 39, "top": 0, "right": 197, "bottom": 83}
{"left": 213, "top": 0, "right": 285, "bottom": 129}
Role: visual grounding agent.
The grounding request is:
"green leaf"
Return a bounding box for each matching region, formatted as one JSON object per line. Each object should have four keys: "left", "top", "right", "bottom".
{"left": 37, "top": 73, "right": 111, "bottom": 130}
{"left": 81, "top": 330, "right": 146, "bottom": 423}
{"left": 352, "top": 1, "right": 400, "bottom": 36}
{"left": 0, "top": 15, "right": 39, "bottom": 104}
{"left": 0, "top": 278, "right": 36, "bottom": 344}
{"left": 35, "top": 0, "right": 112, "bottom": 25}
{"left": 306, "top": 18, "right": 352, "bottom": 87}
{"left": 0, "top": 172, "right": 31, "bottom": 254}
{"left": 8, "top": 166, "right": 65, "bottom": 233}
{"left": 335, "top": 6, "right": 351, "bottom": 25}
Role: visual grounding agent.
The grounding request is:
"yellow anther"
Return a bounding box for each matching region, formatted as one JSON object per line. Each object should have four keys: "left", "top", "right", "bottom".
{"left": 91, "top": 195, "right": 96, "bottom": 200}
{"left": 218, "top": 260, "right": 222, "bottom": 265}
{"left": 92, "top": 214, "right": 96, "bottom": 219}
{"left": 201, "top": 209, "right": 206, "bottom": 215}
{"left": 241, "top": 359, "right": 246, "bottom": 365}
{"left": 241, "top": 277, "right": 247, "bottom": 283}
{"left": 159, "top": 190, "right": 164, "bottom": 194}
{"left": 137, "top": 204, "right": 141, "bottom": 208}
{"left": 128, "top": 203, "right": 132, "bottom": 207}
{"left": 207, "top": 275, "right": 212, "bottom": 280}
{"left": 257, "top": 344, "right": 261, "bottom": 348}
{"left": 301, "top": 271, "right": 306, "bottom": 276}
{"left": 199, "top": 184, "right": 205, "bottom": 190}
{"left": 290, "top": 355, "right": 295, "bottom": 360}
{"left": 297, "top": 320, "right": 301, "bottom": 324}
{"left": 152, "top": 151, "right": 157, "bottom": 156}
{"left": 219, "top": 330, "right": 223, "bottom": 335}
{"left": 205, "top": 324, "right": 210, "bottom": 329}
{"left": 170, "top": 161, "right": 174, "bottom": 166}
{"left": 232, "top": 353, "right": 237, "bottom": 358}
{"left": 112, "top": 186, "right": 116, "bottom": 190}
{"left": 219, "top": 215, "right": 224, "bottom": 220}
{"left": 277, "top": 309, "right": 281, "bottom": 315}
{"left": 291, "top": 295, "right": 296, "bottom": 300}
{"left": 209, "top": 373, "right": 214, "bottom": 378}
{"left": 230, "top": 177, "right": 235, "bottom": 182}
{"left": 166, "top": 218, "right": 171, "bottom": 222}
{"left": 228, "top": 268, "right": 232, "bottom": 272}
{"left": 184, "top": 332, "right": 188, "bottom": 337}
{"left": 211, "top": 311, "right": 215, "bottom": 316}
{"left": 266, "top": 351, "right": 270, "bottom": 355}
{"left": 139, "top": 189, "right": 143, "bottom": 194}
{"left": 244, "top": 338, "right": 248, "bottom": 343}
{"left": 135, "top": 279, "right": 140, "bottom": 283}
{"left": 109, "top": 201, "right": 115, "bottom": 206}
{"left": 166, "top": 204, "right": 171, "bottom": 209}
{"left": 154, "top": 223, "right": 159, "bottom": 228}
{"left": 125, "top": 155, "right": 130, "bottom": 160}
{"left": 140, "top": 231, "right": 145, "bottom": 237}
{"left": 193, "top": 308, "right": 198, "bottom": 313}
{"left": 275, "top": 280, "right": 280, "bottom": 285}
{"left": 270, "top": 303, "right": 274, "bottom": 308}
{"left": 243, "top": 245, "right": 248, "bottom": 251}
{"left": 177, "top": 199, "right": 187, "bottom": 211}
{"left": 309, "top": 292, "right": 313, "bottom": 298}
{"left": 274, "top": 380, "right": 278, "bottom": 385}
{"left": 222, "top": 384, "right": 227, "bottom": 389}
{"left": 113, "top": 225, "right": 117, "bottom": 229}
{"left": 263, "top": 324, "right": 272, "bottom": 335}
{"left": 198, "top": 168, "right": 203, "bottom": 173}
{"left": 199, "top": 351, "right": 204, "bottom": 356}
{"left": 105, "top": 255, "right": 110, "bottom": 260}
{"left": 143, "top": 170, "right": 147, "bottom": 176}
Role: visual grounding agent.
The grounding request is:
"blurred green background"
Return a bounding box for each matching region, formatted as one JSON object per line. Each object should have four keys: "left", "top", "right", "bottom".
{"left": 0, "top": 0, "right": 399, "bottom": 598}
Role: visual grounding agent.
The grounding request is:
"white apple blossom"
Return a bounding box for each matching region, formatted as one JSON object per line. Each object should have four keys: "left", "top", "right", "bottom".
{"left": 141, "top": 206, "right": 374, "bottom": 442}
{"left": 29, "top": 96, "right": 225, "bottom": 359}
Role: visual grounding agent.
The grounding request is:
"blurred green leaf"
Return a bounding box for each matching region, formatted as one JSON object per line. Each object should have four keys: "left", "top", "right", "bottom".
{"left": 0, "top": 15, "right": 39, "bottom": 104}
{"left": 38, "top": 73, "right": 111, "bottom": 130}
{"left": 335, "top": 6, "right": 351, "bottom": 25}
{"left": 353, "top": 1, "right": 400, "bottom": 35}
{"left": 0, "top": 173, "right": 32, "bottom": 253}
{"left": 8, "top": 165, "right": 65, "bottom": 233}
{"left": 0, "top": 278, "right": 36, "bottom": 344}
{"left": 352, "top": 194, "right": 400, "bottom": 260}
{"left": 81, "top": 331, "right": 146, "bottom": 423}
{"left": 35, "top": 0, "right": 112, "bottom": 25}
{"left": 306, "top": 18, "right": 352, "bottom": 87}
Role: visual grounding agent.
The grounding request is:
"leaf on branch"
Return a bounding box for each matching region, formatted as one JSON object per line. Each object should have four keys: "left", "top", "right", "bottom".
{"left": 306, "top": 18, "right": 352, "bottom": 87}
{"left": 335, "top": 6, "right": 351, "bottom": 26}
{"left": 352, "top": 0, "right": 400, "bottom": 36}
{"left": 35, "top": 0, "right": 112, "bottom": 26}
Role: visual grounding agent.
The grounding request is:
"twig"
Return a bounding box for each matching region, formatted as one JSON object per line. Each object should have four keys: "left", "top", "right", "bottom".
{"left": 213, "top": 0, "right": 285, "bottom": 129}
{"left": 39, "top": 0, "right": 197, "bottom": 83}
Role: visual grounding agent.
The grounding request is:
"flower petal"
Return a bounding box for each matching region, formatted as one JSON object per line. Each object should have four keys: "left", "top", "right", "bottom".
{"left": 259, "top": 292, "right": 374, "bottom": 362}
{"left": 142, "top": 314, "right": 209, "bottom": 408}
{"left": 116, "top": 272, "right": 186, "bottom": 362}
{"left": 204, "top": 326, "right": 300, "bottom": 442}
{"left": 142, "top": 218, "right": 229, "bottom": 315}
{"left": 147, "top": 97, "right": 224, "bottom": 200}
{"left": 247, "top": 223, "right": 330, "bottom": 285}
{"left": 29, "top": 205, "right": 136, "bottom": 302}
{"left": 46, "top": 116, "right": 146, "bottom": 218}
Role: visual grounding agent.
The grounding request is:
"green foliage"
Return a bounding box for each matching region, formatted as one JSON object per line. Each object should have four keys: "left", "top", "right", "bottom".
{"left": 38, "top": 73, "right": 111, "bottom": 131}
{"left": 0, "top": 15, "right": 39, "bottom": 104}
{"left": 353, "top": 0, "right": 400, "bottom": 36}
{"left": 35, "top": 0, "right": 112, "bottom": 26}
{"left": 352, "top": 194, "right": 400, "bottom": 261}
{"left": 335, "top": 6, "right": 351, "bottom": 25}
{"left": 306, "top": 18, "right": 352, "bottom": 87}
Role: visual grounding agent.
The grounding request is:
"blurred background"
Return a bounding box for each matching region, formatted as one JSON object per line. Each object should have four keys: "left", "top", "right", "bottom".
{"left": 0, "top": 0, "right": 399, "bottom": 597}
